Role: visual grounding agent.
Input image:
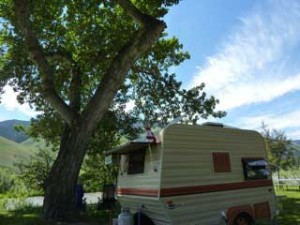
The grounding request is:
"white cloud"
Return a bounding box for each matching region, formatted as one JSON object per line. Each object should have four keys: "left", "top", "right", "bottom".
{"left": 1, "top": 85, "right": 38, "bottom": 118}
{"left": 190, "top": 0, "right": 300, "bottom": 111}
{"left": 218, "top": 74, "right": 300, "bottom": 110}
{"left": 288, "top": 130, "right": 300, "bottom": 140}
{"left": 237, "top": 110, "right": 300, "bottom": 138}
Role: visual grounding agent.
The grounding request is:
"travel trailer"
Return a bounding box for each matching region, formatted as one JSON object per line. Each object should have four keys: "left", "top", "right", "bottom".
{"left": 105, "top": 123, "right": 277, "bottom": 225}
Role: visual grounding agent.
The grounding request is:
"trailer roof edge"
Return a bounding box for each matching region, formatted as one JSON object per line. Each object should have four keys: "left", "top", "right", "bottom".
{"left": 105, "top": 141, "right": 159, "bottom": 155}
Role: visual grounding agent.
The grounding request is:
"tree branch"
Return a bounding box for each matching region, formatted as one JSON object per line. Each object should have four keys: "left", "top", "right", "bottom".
{"left": 13, "top": 0, "right": 77, "bottom": 125}
{"left": 131, "top": 64, "right": 161, "bottom": 78}
{"left": 82, "top": 0, "right": 166, "bottom": 132}
{"left": 114, "top": 0, "right": 158, "bottom": 26}
{"left": 45, "top": 49, "right": 75, "bottom": 65}
{"left": 69, "top": 65, "right": 81, "bottom": 112}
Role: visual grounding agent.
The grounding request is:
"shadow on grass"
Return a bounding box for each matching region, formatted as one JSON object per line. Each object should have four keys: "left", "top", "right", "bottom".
{"left": 278, "top": 191, "right": 300, "bottom": 225}
{"left": 0, "top": 204, "right": 111, "bottom": 225}
{"left": 0, "top": 205, "right": 46, "bottom": 225}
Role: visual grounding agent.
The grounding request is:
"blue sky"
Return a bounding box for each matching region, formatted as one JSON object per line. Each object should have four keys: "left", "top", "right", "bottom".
{"left": 1, "top": 0, "right": 300, "bottom": 139}
{"left": 165, "top": 0, "right": 300, "bottom": 139}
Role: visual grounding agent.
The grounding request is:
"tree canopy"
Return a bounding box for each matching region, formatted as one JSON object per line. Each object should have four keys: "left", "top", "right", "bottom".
{"left": 0, "top": 0, "right": 223, "bottom": 127}
{"left": 261, "top": 123, "right": 295, "bottom": 171}
{"left": 0, "top": 0, "right": 224, "bottom": 221}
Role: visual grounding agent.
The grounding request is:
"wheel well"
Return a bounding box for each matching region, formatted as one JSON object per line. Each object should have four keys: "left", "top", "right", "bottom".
{"left": 227, "top": 205, "right": 255, "bottom": 225}
{"left": 133, "top": 212, "right": 155, "bottom": 225}
{"left": 235, "top": 212, "right": 254, "bottom": 224}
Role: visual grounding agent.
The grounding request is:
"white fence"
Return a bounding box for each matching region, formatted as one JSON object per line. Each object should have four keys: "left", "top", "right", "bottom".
{"left": 273, "top": 178, "right": 300, "bottom": 191}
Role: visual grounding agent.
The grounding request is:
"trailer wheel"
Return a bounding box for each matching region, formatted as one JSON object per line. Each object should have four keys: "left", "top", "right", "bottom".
{"left": 233, "top": 213, "right": 254, "bottom": 225}
{"left": 134, "top": 212, "right": 155, "bottom": 225}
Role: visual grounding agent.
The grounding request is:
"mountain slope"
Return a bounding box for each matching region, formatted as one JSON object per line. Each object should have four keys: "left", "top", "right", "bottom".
{"left": 21, "top": 137, "right": 48, "bottom": 150}
{"left": 0, "top": 120, "right": 30, "bottom": 143}
{"left": 291, "top": 142, "right": 300, "bottom": 157}
{"left": 0, "top": 136, "right": 33, "bottom": 168}
{"left": 293, "top": 140, "right": 300, "bottom": 145}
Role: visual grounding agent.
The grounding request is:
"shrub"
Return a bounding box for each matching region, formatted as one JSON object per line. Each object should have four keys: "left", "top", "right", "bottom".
{"left": 0, "top": 168, "right": 16, "bottom": 194}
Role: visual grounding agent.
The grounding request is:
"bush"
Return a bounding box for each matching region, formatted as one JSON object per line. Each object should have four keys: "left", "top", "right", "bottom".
{"left": 0, "top": 168, "right": 16, "bottom": 194}
{"left": 81, "top": 153, "right": 118, "bottom": 193}
{"left": 15, "top": 148, "right": 55, "bottom": 193}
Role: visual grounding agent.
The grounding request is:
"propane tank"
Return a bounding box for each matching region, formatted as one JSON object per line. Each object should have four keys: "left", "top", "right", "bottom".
{"left": 118, "top": 208, "right": 133, "bottom": 225}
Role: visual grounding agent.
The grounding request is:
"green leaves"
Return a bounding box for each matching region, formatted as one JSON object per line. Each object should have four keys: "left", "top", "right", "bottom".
{"left": 261, "top": 123, "right": 295, "bottom": 171}
{"left": 133, "top": 0, "right": 180, "bottom": 17}
{"left": 1, "top": 0, "right": 223, "bottom": 127}
{"left": 15, "top": 148, "right": 55, "bottom": 192}
{"left": 1, "top": 0, "right": 225, "bottom": 192}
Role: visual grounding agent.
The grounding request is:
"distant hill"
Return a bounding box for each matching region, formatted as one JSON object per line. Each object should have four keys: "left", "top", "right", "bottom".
{"left": 293, "top": 140, "right": 300, "bottom": 145}
{"left": 291, "top": 141, "right": 300, "bottom": 157}
{"left": 0, "top": 119, "right": 30, "bottom": 143}
{"left": 21, "top": 137, "right": 48, "bottom": 150}
{"left": 0, "top": 136, "right": 33, "bottom": 169}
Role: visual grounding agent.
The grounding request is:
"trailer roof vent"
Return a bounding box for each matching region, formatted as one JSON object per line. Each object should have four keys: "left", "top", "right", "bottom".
{"left": 201, "top": 122, "right": 224, "bottom": 127}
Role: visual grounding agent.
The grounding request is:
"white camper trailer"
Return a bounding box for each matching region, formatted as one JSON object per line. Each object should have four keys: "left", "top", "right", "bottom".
{"left": 105, "top": 123, "right": 277, "bottom": 225}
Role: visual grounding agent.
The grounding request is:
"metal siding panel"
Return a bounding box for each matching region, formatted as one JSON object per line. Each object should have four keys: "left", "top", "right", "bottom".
{"left": 118, "top": 196, "right": 171, "bottom": 225}
{"left": 118, "top": 187, "right": 276, "bottom": 225}
{"left": 118, "top": 145, "right": 162, "bottom": 189}
{"left": 161, "top": 125, "right": 268, "bottom": 188}
{"left": 165, "top": 187, "right": 276, "bottom": 225}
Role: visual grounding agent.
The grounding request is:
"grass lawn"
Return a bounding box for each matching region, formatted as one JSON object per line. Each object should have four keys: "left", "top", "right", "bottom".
{"left": 0, "top": 204, "right": 110, "bottom": 225}
{"left": 276, "top": 187, "right": 300, "bottom": 225}
{"left": 0, "top": 206, "right": 45, "bottom": 225}
{"left": 1, "top": 189, "right": 300, "bottom": 225}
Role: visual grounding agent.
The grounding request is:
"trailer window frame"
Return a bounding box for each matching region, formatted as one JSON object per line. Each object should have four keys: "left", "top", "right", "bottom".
{"left": 127, "top": 149, "right": 146, "bottom": 175}
{"left": 242, "top": 158, "right": 270, "bottom": 180}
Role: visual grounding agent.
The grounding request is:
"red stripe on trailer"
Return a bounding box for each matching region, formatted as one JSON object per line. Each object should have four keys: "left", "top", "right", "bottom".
{"left": 117, "top": 188, "right": 159, "bottom": 197}
{"left": 160, "top": 179, "right": 273, "bottom": 197}
{"left": 117, "top": 179, "right": 273, "bottom": 197}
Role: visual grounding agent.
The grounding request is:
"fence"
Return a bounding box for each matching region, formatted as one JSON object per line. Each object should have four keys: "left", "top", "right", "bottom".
{"left": 273, "top": 178, "right": 300, "bottom": 191}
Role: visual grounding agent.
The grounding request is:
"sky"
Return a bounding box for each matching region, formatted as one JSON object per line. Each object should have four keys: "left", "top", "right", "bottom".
{"left": 1, "top": 0, "right": 300, "bottom": 139}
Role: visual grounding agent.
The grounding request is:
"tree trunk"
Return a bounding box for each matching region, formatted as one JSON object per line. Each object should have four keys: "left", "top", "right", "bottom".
{"left": 43, "top": 123, "right": 90, "bottom": 222}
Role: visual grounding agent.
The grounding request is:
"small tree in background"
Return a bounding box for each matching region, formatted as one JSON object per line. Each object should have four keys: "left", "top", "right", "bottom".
{"left": 15, "top": 148, "right": 55, "bottom": 193}
{"left": 261, "top": 123, "right": 295, "bottom": 172}
{"left": 0, "top": 168, "right": 16, "bottom": 194}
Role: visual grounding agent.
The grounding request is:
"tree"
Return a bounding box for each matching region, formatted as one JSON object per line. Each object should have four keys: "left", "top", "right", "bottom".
{"left": 0, "top": 168, "right": 16, "bottom": 194}
{"left": 0, "top": 0, "right": 225, "bottom": 222}
{"left": 261, "top": 123, "right": 295, "bottom": 172}
{"left": 15, "top": 148, "right": 55, "bottom": 193}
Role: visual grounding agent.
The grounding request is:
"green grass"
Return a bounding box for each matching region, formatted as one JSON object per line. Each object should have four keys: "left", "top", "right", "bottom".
{"left": 0, "top": 204, "right": 109, "bottom": 225}
{"left": 0, "top": 137, "right": 33, "bottom": 168}
{"left": 0, "top": 207, "right": 45, "bottom": 225}
{"left": 275, "top": 188, "right": 300, "bottom": 225}
{"left": 0, "top": 189, "right": 299, "bottom": 224}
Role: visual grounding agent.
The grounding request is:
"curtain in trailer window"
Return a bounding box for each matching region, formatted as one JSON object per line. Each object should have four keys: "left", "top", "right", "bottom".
{"left": 242, "top": 158, "right": 270, "bottom": 180}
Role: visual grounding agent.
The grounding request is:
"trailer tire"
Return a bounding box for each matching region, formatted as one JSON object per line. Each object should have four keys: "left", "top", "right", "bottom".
{"left": 134, "top": 212, "right": 155, "bottom": 225}
{"left": 233, "top": 213, "right": 254, "bottom": 225}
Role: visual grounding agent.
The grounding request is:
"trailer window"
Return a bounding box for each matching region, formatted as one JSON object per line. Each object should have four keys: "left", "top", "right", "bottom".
{"left": 127, "top": 150, "right": 146, "bottom": 175}
{"left": 242, "top": 158, "right": 270, "bottom": 180}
